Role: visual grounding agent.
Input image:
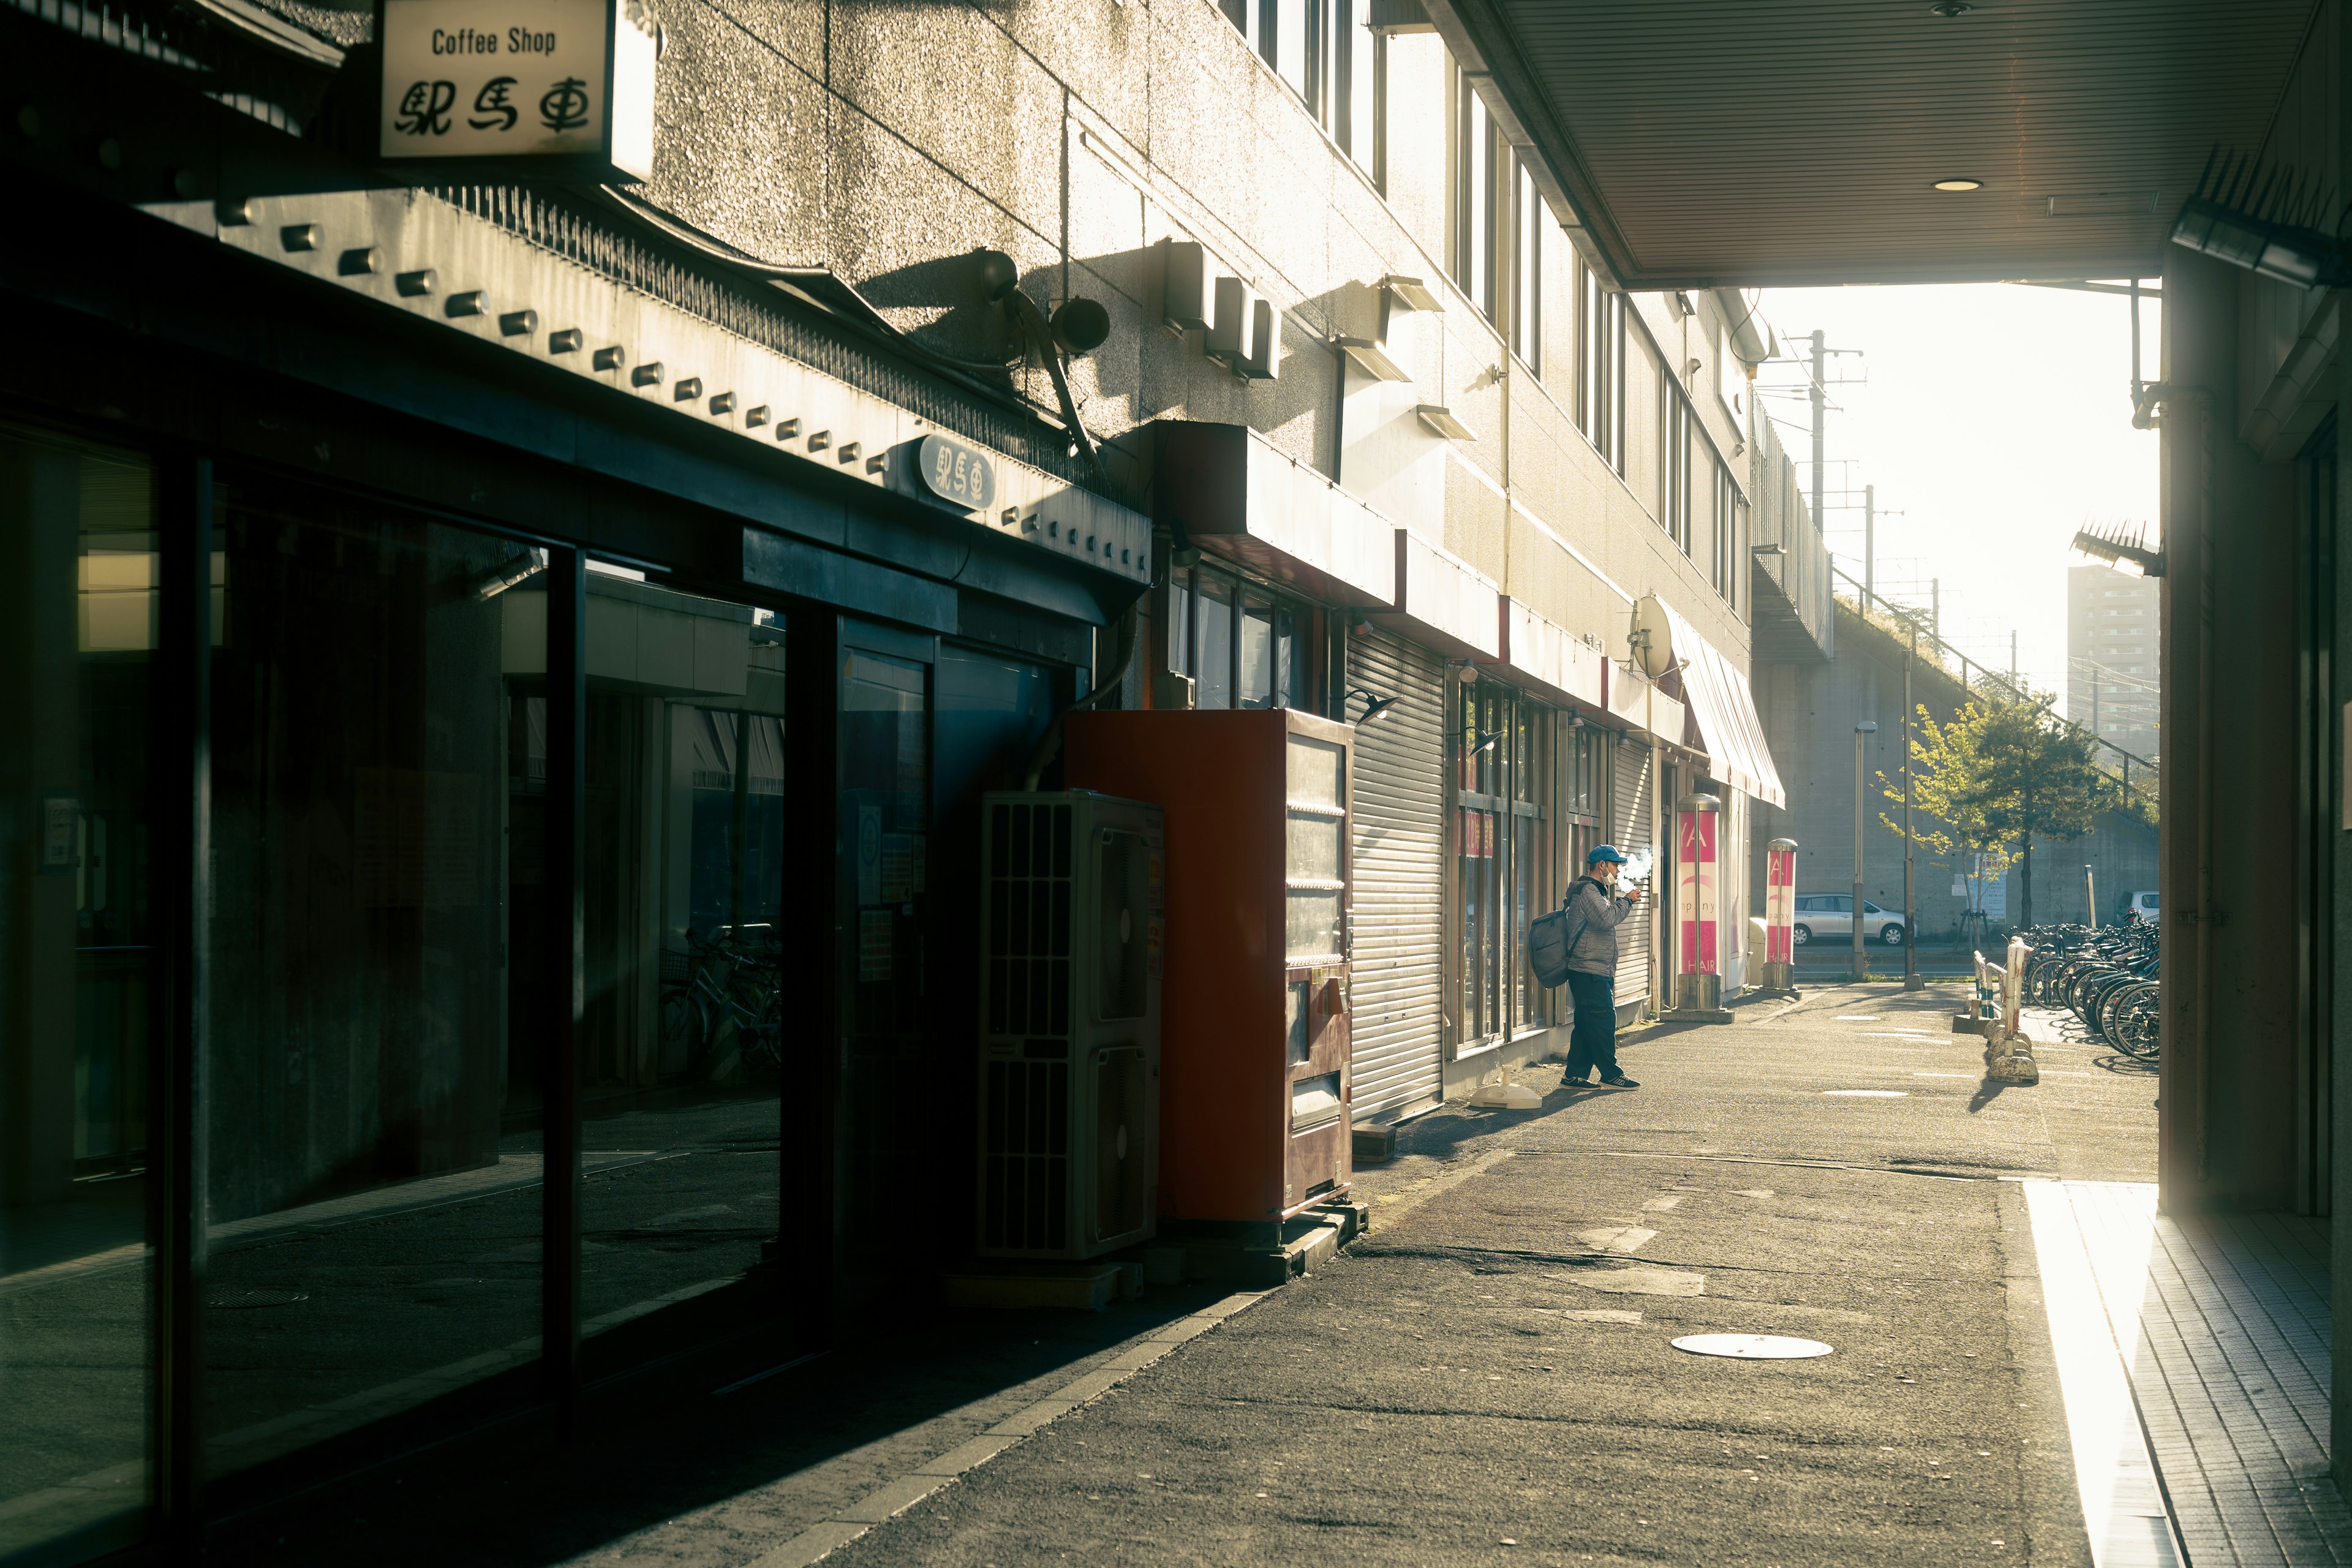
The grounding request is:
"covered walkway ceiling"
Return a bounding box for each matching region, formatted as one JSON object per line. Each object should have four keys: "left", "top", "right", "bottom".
{"left": 1428, "top": 0, "right": 2324, "bottom": 290}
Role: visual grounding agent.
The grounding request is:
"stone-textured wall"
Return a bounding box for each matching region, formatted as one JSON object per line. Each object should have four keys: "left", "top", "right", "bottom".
{"left": 634, "top": 0, "right": 1753, "bottom": 666}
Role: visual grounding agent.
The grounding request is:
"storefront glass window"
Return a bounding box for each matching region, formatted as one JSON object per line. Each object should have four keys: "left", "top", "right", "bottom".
{"left": 205, "top": 475, "right": 543, "bottom": 1476}
{"left": 0, "top": 425, "right": 154, "bottom": 1561}
{"left": 1457, "top": 681, "right": 1556, "bottom": 1048}
{"left": 576, "top": 584, "right": 787, "bottom": 1345}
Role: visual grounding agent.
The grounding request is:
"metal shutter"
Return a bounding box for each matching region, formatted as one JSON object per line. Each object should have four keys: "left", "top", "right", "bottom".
{"left": 1347, "top": 631, "right": 1446, "bottom": 1121}
{"left": 1612, "top": 736, "right": 1654, "bottom": 1006}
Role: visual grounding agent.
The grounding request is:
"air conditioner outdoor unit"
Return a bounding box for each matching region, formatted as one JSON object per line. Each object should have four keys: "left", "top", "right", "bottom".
{"left": 975, "top": 790, "right": 1164, "bottom": 1259}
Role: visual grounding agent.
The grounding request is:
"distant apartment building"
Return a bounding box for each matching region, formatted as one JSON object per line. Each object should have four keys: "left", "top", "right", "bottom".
{"left": 2068, "top": 564, "right": 2160, "bottom": 761}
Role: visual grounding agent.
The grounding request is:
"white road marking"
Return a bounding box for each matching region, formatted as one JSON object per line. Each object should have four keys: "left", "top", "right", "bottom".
{"left": 1577, "top": 1225, "right": 1658, "bottom": 1254}
{"left": 1823, "top": 1090, "right": 1909, "bottom": 1097}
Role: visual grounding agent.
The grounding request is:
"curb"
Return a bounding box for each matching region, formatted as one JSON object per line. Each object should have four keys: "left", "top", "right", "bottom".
{"left": 745, "top": 1289, "right": 1273, "bottom": 1566}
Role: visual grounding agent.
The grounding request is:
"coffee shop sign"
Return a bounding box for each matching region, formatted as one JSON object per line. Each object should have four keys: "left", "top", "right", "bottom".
{"left": 377, "top": 0, "right": 657, "bottom": 179}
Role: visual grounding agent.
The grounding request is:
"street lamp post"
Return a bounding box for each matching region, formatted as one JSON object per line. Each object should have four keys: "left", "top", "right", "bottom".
{"left": 1903, "top": 631, "right": 1921, "bottom": 991}
{"left": 1854, "top": 720, "right": 1878, "bottom": 982}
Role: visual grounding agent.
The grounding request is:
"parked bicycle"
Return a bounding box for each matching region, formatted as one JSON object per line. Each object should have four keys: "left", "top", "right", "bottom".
{"left": 2017, "top": 922, "right": 2160, "bottom": 1061}
{"left": 659, "top": 926, "right": 788, "bottom": 1083}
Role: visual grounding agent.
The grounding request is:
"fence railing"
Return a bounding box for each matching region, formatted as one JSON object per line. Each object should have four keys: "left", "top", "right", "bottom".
{"left": 1831, "top": 564, "right": 2155, "bottom": 809}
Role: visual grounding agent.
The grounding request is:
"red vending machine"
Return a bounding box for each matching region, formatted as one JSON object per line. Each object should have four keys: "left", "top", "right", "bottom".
{"left": 1064, "top": 709, "right": 1354, "bottom": 1228}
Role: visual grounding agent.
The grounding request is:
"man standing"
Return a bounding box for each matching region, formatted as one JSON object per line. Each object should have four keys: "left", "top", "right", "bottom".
{"left": 1561, "top": 845, "right": 1644, "bottom": 1088}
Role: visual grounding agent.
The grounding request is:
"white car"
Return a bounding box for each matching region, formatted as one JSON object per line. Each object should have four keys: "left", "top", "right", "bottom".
{"left": 1792, "top": 894, "right": 1907, "bottom": 948}
{"left": 2119, "top": 890, "right": 2158, "bottom": 925}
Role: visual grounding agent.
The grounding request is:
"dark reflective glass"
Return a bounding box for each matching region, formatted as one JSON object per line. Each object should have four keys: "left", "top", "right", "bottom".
{"left": 575, "top": 584, "right": 785, "bottom": 1341}
{"left": 0, "top": 426, "right": 153, "bottom": 1559}
{"left": 204, "top": 478, "right": 541, "bottom": 1475}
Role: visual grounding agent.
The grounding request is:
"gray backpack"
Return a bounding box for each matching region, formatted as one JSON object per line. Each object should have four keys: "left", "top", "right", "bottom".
{"left": 1528, "top": 880, "right": 1597, "bottom": 989}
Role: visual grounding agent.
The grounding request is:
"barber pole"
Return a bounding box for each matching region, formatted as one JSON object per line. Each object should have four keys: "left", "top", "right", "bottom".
{"left": 1762, "top": 837, "right": 1798, "bottom": 997}
{"left": 1664, "top": 794, "right": 1731, "bottom": 1021}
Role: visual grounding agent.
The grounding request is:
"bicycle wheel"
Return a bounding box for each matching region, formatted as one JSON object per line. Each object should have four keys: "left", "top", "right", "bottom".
{"left": 2112, "top": 984, "right": 2162, "bottom": 1061}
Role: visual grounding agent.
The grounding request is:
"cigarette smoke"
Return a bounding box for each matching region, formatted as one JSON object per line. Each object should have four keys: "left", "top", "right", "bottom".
{"left": 1621, "top": 848, "right": 1654, "bottom": 885}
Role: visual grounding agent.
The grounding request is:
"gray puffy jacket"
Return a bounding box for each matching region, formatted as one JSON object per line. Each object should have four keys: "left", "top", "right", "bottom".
{"left": 1561, "top": 876, "right": 1635, "bottom": 976}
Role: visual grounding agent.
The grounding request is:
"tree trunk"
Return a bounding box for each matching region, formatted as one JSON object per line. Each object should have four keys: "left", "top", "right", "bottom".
{"left": 2018, "top": 835, "right": 2034, "bottom": 930}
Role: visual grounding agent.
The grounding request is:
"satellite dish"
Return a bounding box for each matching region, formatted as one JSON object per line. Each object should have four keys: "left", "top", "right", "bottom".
{"left": 1630, "top": 594, "right": 1677, "bottom": 680}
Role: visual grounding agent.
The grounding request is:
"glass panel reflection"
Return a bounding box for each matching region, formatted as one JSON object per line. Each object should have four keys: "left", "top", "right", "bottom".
{"left": 1196, "top": 575, "right": 1233, "bottom": 710}
{"left": 841, "top": 650, "right": 929, "bottom": 1242}
{"left": 205, "top": 478, "right": 541, "bottom": 1475}
{"left": 576, "top": 584, "right": 783, "bottom": 1341}
{"left": 0, "top": 426, "right": 153, "bottom": 1559}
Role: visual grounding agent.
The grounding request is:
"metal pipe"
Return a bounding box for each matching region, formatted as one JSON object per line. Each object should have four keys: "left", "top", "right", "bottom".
{"left": 1904, "top": 634, "right": 1920, "bottom": 989}
{"left": 1853, "top": 720, "right": 1877, "bottom": 982}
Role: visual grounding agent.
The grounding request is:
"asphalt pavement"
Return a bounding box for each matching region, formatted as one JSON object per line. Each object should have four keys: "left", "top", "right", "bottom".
{"left": 258, "top": 981, "right": 2160, "bottom": 1567}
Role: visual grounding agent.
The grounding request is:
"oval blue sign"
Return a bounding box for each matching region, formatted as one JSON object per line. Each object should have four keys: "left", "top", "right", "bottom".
{"left": 914, "top": 432, "right": 997, "bottom": 512}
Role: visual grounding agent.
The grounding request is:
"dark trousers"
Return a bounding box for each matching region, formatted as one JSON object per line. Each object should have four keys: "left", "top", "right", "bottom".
{"left": 1564, "top": 970, "right": 1619, "bottom": 1082}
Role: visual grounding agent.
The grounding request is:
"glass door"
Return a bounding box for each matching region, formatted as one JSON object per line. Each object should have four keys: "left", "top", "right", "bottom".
{"left": 839, "top": 642, "right": 932, "bottom": 1246}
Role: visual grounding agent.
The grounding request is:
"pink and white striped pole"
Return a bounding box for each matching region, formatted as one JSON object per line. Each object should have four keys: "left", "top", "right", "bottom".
{"left": 1672, "top": 794, "right": 1724, "bottom": 1016}
{"left": 1763, "top": 836, "right": 1798, "bottom": 996}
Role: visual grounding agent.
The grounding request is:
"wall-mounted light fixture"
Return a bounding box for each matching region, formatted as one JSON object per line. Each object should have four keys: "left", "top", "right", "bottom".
{"left": 2171, "top": 146, "right": 2347, "bottom": 288}
{"left": 1344, "top": 687, "right": 1399, "bottom": 724}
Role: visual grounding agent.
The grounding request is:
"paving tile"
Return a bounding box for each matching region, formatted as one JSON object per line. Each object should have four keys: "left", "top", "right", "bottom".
{"left": 2052, "top": 1183, "right": 2352, "bottom": 1566}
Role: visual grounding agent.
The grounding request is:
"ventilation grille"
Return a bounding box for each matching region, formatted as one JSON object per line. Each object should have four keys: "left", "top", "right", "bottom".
{"left": 982, "top": 1058, "right": 1069, "bottom": 1252}
{"left": 987, "top": 801, "right": 1072, "bottom": 1038}
{"left": 1093, "top": 1047, "right": 1148, "bottom": 1243}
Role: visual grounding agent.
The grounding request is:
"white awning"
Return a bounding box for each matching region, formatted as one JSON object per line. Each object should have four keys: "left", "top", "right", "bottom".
{"left": 1650, "top": 598, "right": 1787, "bottom": 810}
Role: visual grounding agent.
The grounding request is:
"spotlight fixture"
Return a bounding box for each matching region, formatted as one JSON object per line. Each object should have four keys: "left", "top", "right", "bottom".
{"left": 1343, "top": 686, "right": 1399, "bottom": 725}
{"left": 1931, "top": 178, "right": 1985, "bottom": 192}
{"left": 1927, "top": 1, "right": 1972, "bottom": 15}
{"left": 2171, "top": 146, "right": 2347, "bottom": 288}
{"left": 1468, "top": 728, "right": 1506, "bottom": 756}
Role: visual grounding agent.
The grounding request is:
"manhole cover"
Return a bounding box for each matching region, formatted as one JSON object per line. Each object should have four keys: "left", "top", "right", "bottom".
{"left": 1823, "top": 1089, "right": 1908, "bottom": 1097}
{"left": 207, "top": 1288, "right": 310, "bottom": 1310}
{"left": 1673, "top": 1334, "right": 1833, "bottom": 1359}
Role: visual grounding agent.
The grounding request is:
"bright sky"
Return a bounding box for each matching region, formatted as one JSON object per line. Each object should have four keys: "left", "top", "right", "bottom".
{"left": 1751, "top": 283, "right": 2161, "bottom": 697}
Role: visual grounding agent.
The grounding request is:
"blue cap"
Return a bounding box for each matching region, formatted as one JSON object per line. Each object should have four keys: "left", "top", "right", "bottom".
{"left": 1586, "top": 844, "right": 1627, "bottom": 865}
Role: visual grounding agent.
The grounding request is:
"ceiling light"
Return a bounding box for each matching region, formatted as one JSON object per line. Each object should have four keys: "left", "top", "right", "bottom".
{"left": 1927, "top": 1, "right": 1973, "bottom": 15}
{"left": 1932, "top": 178, "right": 1985, "bottom": 192}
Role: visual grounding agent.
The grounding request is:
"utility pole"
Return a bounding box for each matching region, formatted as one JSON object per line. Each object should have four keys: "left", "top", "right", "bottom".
{"left": 1809, "top": 330, "right": 1826, "bottom": 543}
{"left": 1853, "top": 720, "right": 1877, "bottom": 982}
{"left": 2011, "top": 631, "right": 2018, "bottom": 685}
{"left": 1931, "top": 578, "right": 1940, "bottom": 642}
{"left": 1902, "top": 628, "right": 1921, "bottom": 990}
{"left": 1864, "top": 483, "right": 1875, "bottom": 603}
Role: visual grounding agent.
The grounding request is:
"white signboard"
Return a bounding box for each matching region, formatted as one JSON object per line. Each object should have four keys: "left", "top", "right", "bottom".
{"left": 379, "top": 0, "right": 655, "bottom": 178}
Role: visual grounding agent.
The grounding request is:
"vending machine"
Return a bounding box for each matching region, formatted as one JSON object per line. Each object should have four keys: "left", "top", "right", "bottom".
{"left": 1064, "top": 709, "right": 1353, "bottom": 1228}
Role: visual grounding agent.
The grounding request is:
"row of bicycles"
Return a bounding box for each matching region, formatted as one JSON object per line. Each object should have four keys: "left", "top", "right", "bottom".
{"left": 659, "top": 926, "right": 787, "bottom": 1083}
{"left": 2018, "top": 922, "right": 2160, "bottom": 1061}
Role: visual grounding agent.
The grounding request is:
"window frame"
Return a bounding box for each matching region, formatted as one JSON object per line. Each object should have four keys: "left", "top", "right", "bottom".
{"left": 1453, "top": 680, "right": 1575, "bottom": 1053}
{"left": 1162, "top": 557, "right": 1323, "bottom": 714}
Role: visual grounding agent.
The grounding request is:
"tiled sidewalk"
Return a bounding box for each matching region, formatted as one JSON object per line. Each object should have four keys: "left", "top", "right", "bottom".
{"left": 2029, "top": 1181, "right": 2352, "bottom": 1566}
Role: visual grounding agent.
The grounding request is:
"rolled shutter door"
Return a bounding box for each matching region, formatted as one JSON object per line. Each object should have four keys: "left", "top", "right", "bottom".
{"left": 1612, "top": 736, "right": 1654, "bottom": 1006}
{"left": 1348, "top": 631, "right": 1446, "bottom": 1121}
